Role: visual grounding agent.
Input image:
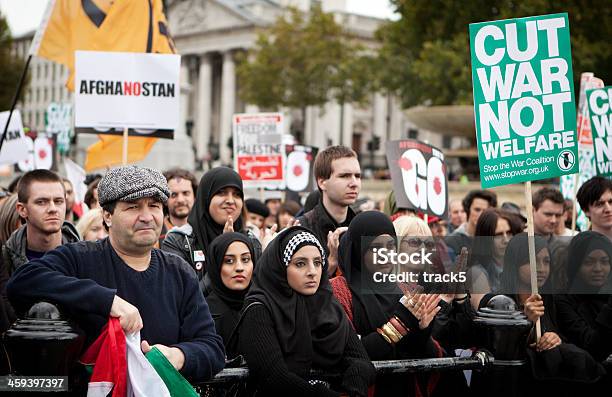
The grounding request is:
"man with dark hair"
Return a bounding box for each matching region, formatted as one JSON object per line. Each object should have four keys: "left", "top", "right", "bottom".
{"left": 264, "top": 191, "right": 283, "bottom": 229}
{"left": 2, "top": 169, "right": 80, "bottom": 274}
{"left": 7, "top": 166, "right": 225, "bottom": 382}
{"left": 245, "top": 198, "right": 269, "bottom": 231}
{"left": 297, "top": 145, "right": 360, "bottom": 273}
{"left": 532, "top": 187, "right": 564, "bottom": 238}
{"left": 163, "top": 168, "right": 197, "bottom": 229}
{"left": 555, "top": 199, "right": 578, "bottom": 237}
{"left": 445, "top": 189, "right": 497, "bottom": 254}
{"left": 161, "top": 168, "right": 197, "bottom": 248}
{"left": 62, "top": 178, "right": 78, "bottom": 223}
{"left": 577, "top": 176, "right": 612, "bottom": 240}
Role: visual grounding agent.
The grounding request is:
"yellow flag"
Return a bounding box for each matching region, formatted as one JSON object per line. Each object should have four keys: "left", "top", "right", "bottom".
{"left": 32, "top": 0, "right": 175, "bottom": 90}
{"left": 84, "top": 135, "right": 157, "bottom": 172}
{"left": 30, "top": 0, "right": 176, "bottom": 170}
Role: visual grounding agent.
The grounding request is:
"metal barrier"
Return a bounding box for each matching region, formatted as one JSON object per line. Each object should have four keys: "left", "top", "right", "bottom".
{"left": 199, "top": 350, "right": 493, "bottom": 385}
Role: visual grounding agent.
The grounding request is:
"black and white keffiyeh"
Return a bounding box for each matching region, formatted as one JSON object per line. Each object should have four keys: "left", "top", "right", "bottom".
{"left": 282, "top": 231, "right": 326, "bottom": 267}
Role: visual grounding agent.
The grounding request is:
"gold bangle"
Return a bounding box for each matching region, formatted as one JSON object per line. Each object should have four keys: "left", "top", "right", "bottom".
{"left": 394, "top": 316, "right": 408, "bottom": 332}
{"left": 385, "top": 322, "right": 404, "bottom": 342}
{"left": 382, "top": 326, "right": 399, "bottom": 344}
{"left": 377, "top": 328, "right": 393, "bottom": 344}
{"left": 382, "top": 323, "right": 401, "bottom": 344}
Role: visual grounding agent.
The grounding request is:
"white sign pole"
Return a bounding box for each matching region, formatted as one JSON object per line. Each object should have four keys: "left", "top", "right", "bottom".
{"left": 524, "top": 181, "right": 542, "bottom": 340}
{"left": 122, "top": 127, "right": 128, "bottom": 165}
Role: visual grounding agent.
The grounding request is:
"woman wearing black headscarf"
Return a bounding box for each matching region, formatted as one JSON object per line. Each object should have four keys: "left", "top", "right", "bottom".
{"left": 206, "top": 232, "right": 255, "bottom": 353}
{"left": 554, "top": 231, "right": 612, "bottom": 362}
{"left": 330, "top": 211, "right": 452, "bottom": 397}
{"left": 236, "top": 226, "right": 375, "bottom": 397}
{"left": 162, "top": 167, "right": 261, "bottom": 292}
{"left": 490, "top": 235, "right": 606, "bottom": 391}
{"left": 490, "top": 233, "right": 563, "bottom": 351}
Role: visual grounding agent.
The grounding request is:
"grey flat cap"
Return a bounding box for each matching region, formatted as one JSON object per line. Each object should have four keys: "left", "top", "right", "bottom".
{"left": 98, "top": 165, "right": 170, "bottom": 206}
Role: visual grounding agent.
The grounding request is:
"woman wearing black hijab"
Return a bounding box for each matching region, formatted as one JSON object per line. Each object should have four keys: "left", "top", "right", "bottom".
{"left": 162, "top": 167, "right": 261, "bottom": 292}
{"left": 489, "top": 235, "right": 606, "bottom": 392}
{"left": 554, "top": 231, "right": 612, "bottom": 362}
{"left": 206, "top": 232, "right": 255, "bottom": 353}
{"left": 488, "top": 233, "right": 563, "bottom": 351}
{"left": 330, "top": 211, "right": 452, "bottom": 397}
{"left": 237, "top": 226, "right": 375, "bottom": 397}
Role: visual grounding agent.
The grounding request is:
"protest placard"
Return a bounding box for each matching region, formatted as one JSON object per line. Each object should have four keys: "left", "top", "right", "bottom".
{"left": 385, "top": 139, "right": 448, "bottom": 218}
{"left": 74, "top": 51, "right": 180, "bottom": 137}
{"left": 16, "top": 133, "right": 55, "bottom": 172}
{"left": 470, "top": 13, "right": 577, "bottom": 188}
{"left": 588, "top": 87, "right": 612, "bottom": 176}
{"left": 46, "top": 102, "right": 73, "bottom": 154}
{"left": 285, "top": 144, "right": 318, "bottom": 192}
{"left": 0, "top": 110, "right": 31, "bottom": 166}
{"left": 233, "top": 113, "right": 285, "bottom": 188}
{"left": 561, "top": 74, "right": 604, "bottom": 231}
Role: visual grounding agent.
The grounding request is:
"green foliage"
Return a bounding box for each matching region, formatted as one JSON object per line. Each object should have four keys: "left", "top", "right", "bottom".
{"left": 376, "top": 0, "right": 611, "bottom": 108}
{"left": 0, "top": 13, "right": 28, "bottom": 111}
{"left": 237, "top": 6, "right": 374, "bottom": 113}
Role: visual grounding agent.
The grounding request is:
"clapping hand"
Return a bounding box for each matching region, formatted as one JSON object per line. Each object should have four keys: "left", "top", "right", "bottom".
{"left": 402, "top": 292, "right": 442, "bottom": 329}
{"left": 223, "top": 216, "right": 234, "bottom": 233}
{"left": 441, "top": 247, "right": 469, "bottom": 303}
{"left": 327, "top": 227, "right": 347, "bottom": 276}
{"left": 261, "top": 224, "right": 278, "bottom": 250}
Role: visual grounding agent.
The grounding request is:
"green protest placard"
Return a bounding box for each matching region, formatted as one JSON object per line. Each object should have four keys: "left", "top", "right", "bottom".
{"left": 587, "top": 87, "right": 612, "bottom": 176}
{"left": 470, "top": 13, "right": 577, "bottom": 188}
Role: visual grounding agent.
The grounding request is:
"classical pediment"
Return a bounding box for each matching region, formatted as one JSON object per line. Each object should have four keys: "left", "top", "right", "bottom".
{"left": 167, "top": 0, "right": 279, "bottom": 36}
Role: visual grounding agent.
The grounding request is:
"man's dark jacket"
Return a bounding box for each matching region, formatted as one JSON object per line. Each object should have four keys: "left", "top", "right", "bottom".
{"left": 297, "top": 199, "right": 356, "bottom": 255}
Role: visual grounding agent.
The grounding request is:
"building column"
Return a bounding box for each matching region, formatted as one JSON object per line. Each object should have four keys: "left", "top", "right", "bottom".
{"left": 341, "top": 103, "right": 353, "bottom": 148}
{"left": 197, "top": 53, "right": 212, "bottom": 160}
{"left": 389, "top": 95, "right": 403, "bottom": 141}
{"left": 219, "top": 50, "right": 236, "bottom": 164}
{"left": 177, "top": 61, "right": 191, "bottom": 140}
{"left": 373, "top": 93, "right": 386, "bottom": 153}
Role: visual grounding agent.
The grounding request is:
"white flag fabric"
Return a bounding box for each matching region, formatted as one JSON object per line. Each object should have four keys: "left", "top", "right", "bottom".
{"left": 64, "top": 158, "right": 87, "bottom": 204}
{"left": 0, "top": 110, "right": 30, "bottom": 166}
{"left": 125, "top": 333, "right": 171, "bottom": 397}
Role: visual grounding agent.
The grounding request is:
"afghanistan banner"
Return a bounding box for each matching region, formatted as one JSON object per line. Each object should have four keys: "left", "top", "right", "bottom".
{"left": 385, "top": 139, "right": 448, "bottom": 218}
{"left": 470, "top": 13, "right": 577, "bottom": 188}
{"left": 75, "top": 51, "right": 180, "bottom": 139}
{"left": 588, "top": 87, "right": 612, "bottom": 176}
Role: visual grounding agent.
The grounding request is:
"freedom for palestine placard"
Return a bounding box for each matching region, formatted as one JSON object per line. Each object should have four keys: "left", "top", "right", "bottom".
{"left": 588, "top": 87, "right": 612, "bottom": 176}
{"left": 470, "top": 13, "right": 577, "bottom": 188}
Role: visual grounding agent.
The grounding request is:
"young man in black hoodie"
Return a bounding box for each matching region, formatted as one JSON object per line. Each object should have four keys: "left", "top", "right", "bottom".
{"left": 2, "top": 169, "right": 80, "bottom": 275}
{"left": 297, "top": 146, "right": 360, "bottom": 275}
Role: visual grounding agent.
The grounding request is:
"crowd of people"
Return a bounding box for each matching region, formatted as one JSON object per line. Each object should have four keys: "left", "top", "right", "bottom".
{"left": 0, "top": 145, "right": 611, "bottom": 396}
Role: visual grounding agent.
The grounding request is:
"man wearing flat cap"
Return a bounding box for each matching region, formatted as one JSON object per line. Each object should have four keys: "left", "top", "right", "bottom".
{"left": 7, "top": 166, "right": 225, "bottom": 382}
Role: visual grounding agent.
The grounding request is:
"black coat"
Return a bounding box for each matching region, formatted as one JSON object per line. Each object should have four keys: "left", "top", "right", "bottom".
{"left": 554, "top": 294, "right": 612, "bottom": 361}
{"left": 296, "top": 200, "right": 355, "bottom": 256}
